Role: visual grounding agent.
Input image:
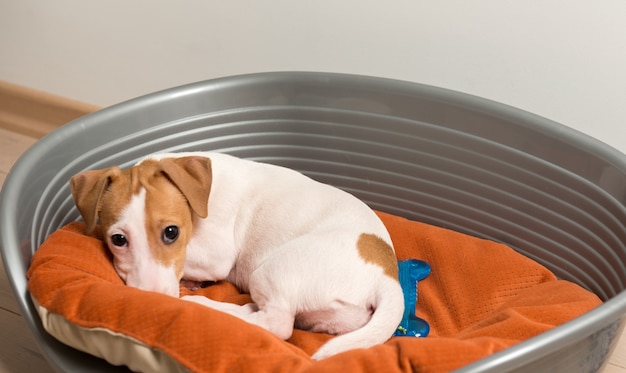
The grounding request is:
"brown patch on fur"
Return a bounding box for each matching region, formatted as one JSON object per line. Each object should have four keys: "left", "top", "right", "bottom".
{"left": 357, "top": 234, "right": 399, "bottom": 280}
{"left": 71, "top": 157, "right": 213, "bottom": 281}
{"left": 142, "top": 169, "right": 191, "bottom": 279}
{"left": 70, "top": 166, "right": 124, "bottom": 234}
{"left": 157, "top": 157, "right": 212, "bottom": 219}
{"left": 138, "top": 158, "right": 211, "bottom": 278}
{"left": 96, "top": 165, "right": 143, "bottom": 230}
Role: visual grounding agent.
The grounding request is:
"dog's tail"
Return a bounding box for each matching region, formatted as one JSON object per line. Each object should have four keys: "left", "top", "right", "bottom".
{"left": 311, "top": 277, "right": 405, "bottom": 360}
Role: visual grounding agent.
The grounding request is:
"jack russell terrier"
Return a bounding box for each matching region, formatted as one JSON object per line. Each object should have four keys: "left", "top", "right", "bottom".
{"left": 70, "top": 152, "right": 404, "bottom": 360}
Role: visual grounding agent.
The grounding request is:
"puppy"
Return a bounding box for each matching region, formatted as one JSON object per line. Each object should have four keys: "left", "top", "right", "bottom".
{"left": 70, "top": 152, "right": 404, "bottom": 360}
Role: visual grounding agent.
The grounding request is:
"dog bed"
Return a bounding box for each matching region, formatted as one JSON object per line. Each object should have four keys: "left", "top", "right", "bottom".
{"left": 3, "top": 72, "right": 626, "bottom": 372}
{"left": 27, "top": 210, "right": 601, "bottom": 372}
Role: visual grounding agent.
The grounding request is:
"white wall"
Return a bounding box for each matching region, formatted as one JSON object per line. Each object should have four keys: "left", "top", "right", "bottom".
{"left": 1, "top": 1, "right": 626, "bottom": 152}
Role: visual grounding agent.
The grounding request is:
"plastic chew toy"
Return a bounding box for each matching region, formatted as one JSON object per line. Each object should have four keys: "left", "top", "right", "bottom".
{"left": 394, "top": 259, "right": 431, "bottom": 337}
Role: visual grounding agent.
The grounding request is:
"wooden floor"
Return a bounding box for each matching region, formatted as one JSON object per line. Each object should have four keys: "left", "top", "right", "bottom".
{"left": 1, "top": 125, "right": 626, "bottom": 372}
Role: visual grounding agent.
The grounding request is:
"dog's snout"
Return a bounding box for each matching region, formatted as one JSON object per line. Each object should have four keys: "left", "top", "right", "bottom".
{"left": 125, "top": 272, "right": 180, "bottom": 298}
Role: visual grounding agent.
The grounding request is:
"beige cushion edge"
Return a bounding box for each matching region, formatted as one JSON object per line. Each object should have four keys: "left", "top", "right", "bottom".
{"left": 31, "top": 295, "right": 190, "bottom": 373}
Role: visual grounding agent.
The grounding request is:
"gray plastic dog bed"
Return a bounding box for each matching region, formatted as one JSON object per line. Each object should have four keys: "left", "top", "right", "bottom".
{"left": 1, "top": 72, "right": 625, "bottom": 372}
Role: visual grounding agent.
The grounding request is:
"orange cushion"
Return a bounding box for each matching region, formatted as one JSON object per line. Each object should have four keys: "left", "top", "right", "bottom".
{"left": 27, "top": 211, "right": 602, "bottom": 372}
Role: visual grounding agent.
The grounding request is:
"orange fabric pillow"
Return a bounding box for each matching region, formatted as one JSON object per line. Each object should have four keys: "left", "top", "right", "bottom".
{"left": 27, "top": 212, "right": 602, "bottom": 372}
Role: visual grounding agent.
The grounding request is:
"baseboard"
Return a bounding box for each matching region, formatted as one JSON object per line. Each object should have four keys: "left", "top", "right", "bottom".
{"left": 0, "top": 81, "right": 100, "bottom": 138}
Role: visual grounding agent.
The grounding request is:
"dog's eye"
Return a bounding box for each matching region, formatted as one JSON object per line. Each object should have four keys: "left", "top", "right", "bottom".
{"left": 162, "top": 225, "right": 179, "bottom": 244}
{"left": 111, "top": 234, "right": 128, "bottom": 247}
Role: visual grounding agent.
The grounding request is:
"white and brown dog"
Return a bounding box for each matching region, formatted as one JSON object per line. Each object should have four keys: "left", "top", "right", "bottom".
{"left": 70, "top": 152, "right": 404, "bottom": 360}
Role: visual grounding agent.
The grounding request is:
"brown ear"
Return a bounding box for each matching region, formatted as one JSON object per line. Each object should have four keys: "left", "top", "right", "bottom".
{"left": 69, "top": 167, "right": 121, "bottom": 234}
{"left": 158, "top": 156, "right": 212, "bottom": 218}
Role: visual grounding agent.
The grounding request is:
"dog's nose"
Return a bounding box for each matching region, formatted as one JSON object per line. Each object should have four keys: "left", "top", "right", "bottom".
{"left": 124, "top": 268, "right": 181, "bottom": 298}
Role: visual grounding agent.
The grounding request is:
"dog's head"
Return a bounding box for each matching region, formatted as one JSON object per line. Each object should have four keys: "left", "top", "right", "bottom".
{"left": 70, "top": 156, "right": 212, "bottom": 297}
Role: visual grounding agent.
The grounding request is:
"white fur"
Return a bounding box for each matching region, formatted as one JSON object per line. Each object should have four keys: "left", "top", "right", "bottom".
{"left": 125, "top": 152, "right": 405, "bottom": 359}
{"left": 107, "top": 188, "right": 180, "bottom": 297}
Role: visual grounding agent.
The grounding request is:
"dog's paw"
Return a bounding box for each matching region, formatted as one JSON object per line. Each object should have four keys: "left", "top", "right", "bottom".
{"left": 181, "top": 295, "right": 210, "bottom": 304}
{"left": 181, "top": 295, "right": 259, "bottom": 317}
{"left": 311, "top": 346, "right": 333, "bottom": 361}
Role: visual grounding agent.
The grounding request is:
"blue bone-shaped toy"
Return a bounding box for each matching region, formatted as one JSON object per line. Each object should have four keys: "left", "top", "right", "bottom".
{"left": 394, "top": 259, "right": 431, "bottom": 337}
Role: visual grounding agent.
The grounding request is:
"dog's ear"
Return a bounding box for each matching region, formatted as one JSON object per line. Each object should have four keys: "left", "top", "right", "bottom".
{"left": 70, "top": 167, "right": 121, "bottom": 234}
{"left": 159, "top": 156, "right": 212, "bottom": 219}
